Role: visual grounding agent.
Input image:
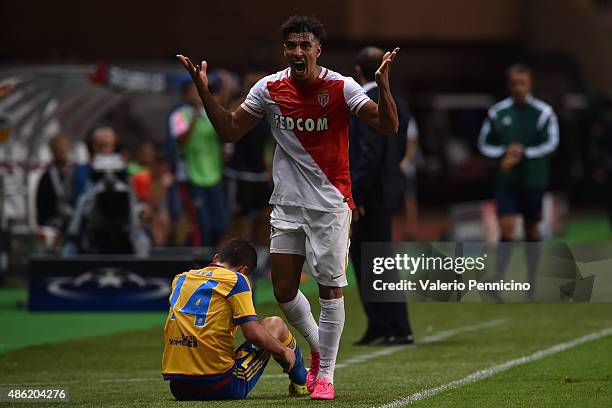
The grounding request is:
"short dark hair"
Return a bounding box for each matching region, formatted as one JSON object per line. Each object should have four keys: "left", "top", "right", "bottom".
{"left": 49, "top": 133, "right": 69, "bottom": 149}
{"left": 216, "top": 238, "right": 257, "bottom": 273}
{"left": 280, "top": 15, "right": 327, "bottom": 42}
{"left": 357, "top": 46, "right": 383, "bottom": 82}
{"left": 506, "top": 63, "right": 533, "bottom": 80}
{"left": 85, "top": 124, "right": 114, "bottom": 156}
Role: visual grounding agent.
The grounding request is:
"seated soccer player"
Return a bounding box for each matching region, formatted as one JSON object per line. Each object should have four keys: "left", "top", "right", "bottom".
{"left": 162, "top": 237, "right": 307, "bottom": 400}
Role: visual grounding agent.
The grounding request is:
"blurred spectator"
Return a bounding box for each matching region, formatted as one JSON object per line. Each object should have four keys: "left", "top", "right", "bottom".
{"left": 169, "top": 80, "right": 227, "bottom": 247}
{"left": 131, "top": 167, "right": 151, "bottom": 202}
{"left": 35, "top": 134, "right": 74, "bottom": 231}
{"left": 92, "top": 127, "right": 117, "bottom": 154}
{"left": 165, "top": 81, "right": 200, "bottom": 246}
{"left": 132, "top": 150, "right": 173, "bottom": 246}
{"left": 117, "top": 142, "right": 131, "bottom": 165}
{"left": 214, "top": 69, "right": 241, "bottom": 108}
{"left": 72, "top": 126, "right": 117, "bottom": 203}
{"left": 127, "top": 142, "right": 155, "bottom": 176}
{"left": 224, "top": 72, "right": 273, "bottom": 248}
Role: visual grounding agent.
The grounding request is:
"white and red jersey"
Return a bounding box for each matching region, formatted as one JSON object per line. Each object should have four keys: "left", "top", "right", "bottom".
{"left": 240, "top": 67, "right": 371, "bottom": 211}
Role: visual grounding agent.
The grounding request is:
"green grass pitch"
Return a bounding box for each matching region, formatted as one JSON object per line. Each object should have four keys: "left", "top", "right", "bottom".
{"left": 1, "top": 284, "right": 612, "bottom": 407}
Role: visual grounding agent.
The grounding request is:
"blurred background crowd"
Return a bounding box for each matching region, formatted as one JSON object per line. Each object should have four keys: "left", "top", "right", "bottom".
{"left": 1, "top": 0, "right": 612, "bottom": 280}
{"left": 33, "top": 72, "right": 275, "bottom": 251}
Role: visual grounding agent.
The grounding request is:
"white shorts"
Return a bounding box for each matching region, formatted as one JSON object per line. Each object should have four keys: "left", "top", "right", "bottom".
{"left": 269, "top": 205, "right": 351, "bottom": 288}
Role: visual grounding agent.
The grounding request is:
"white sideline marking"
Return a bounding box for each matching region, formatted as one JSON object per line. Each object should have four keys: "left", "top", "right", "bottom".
{"left": 0, "top": 319, "right": 508, "bottom": 386}
{"left": 377, "top": 326, "right": 612, "bottom": 408}
{"left": 265, "top": 318, "right": 509, "bottom": 379}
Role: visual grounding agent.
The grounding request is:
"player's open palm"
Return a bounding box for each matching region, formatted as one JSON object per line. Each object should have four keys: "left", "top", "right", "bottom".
{"left": 176, "top": 54, "right": 208, "bottom": 91}
{"left": 375, "top": 47, "right": 399, "bottom": 89}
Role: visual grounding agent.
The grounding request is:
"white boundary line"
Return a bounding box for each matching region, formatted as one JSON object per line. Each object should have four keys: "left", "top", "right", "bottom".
{"left": 377, "top": 326, "right": 612, "bottom": 408}
{"left": 0, "top": 319, "right": 508, "bottom": 386}
{"left": 266, "top": 319, "right": 509, "bottom": 378}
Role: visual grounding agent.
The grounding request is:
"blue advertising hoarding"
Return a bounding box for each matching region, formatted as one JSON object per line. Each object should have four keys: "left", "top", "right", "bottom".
{"left": 29, "top": 255, "right": 211, "bottom": 311}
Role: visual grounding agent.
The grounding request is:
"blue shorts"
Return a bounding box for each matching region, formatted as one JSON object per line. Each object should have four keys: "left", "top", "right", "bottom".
{"left": 495, "top": 187, "right": 544, "bottom": 223}
{"left": 169, "top": 341, "right": 272, "bottom": 400}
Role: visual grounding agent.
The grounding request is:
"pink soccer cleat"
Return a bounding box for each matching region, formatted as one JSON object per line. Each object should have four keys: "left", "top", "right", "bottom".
{"left": 306, "top": 351, "right": 320, "bottom": 392}
{"left": 310, "top": 377, "right": 335, "bottom": 400}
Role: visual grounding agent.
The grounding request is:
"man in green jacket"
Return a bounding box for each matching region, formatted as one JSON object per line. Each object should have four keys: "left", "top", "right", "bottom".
{"left": 171, "top": 81, "right": 226, "bottom": 247}
{"left": 478, "top": 64, "right": 559, "bottom": 296}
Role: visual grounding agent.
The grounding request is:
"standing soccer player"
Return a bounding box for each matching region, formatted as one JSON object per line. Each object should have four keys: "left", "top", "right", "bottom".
{"left": 177, "top": 15, "right": 399, "bottom": 400}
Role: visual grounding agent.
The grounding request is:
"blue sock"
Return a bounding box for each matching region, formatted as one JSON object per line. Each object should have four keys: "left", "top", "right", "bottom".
{"left": 289, "top": 342, "right": 307, "bottom": 385}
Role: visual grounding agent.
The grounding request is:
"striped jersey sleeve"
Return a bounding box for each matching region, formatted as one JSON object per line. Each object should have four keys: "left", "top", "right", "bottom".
{"left": 342, "top": 76, "right": 370, "bottom": 114}
{"left": 240, "top": 77, "right": 267, "bottom": 118}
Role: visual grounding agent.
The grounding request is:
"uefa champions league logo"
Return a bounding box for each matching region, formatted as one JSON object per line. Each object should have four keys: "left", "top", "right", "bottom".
{"left": 46, "top": 268, "right": 171, "bottom": 301}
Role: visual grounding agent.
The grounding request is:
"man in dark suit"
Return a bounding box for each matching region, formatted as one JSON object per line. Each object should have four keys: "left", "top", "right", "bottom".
{"left": 349, "top": 46, "right": 414, "bottom": 345}
{"left": 36, "top": 134, "right": 74, "bottom": 232}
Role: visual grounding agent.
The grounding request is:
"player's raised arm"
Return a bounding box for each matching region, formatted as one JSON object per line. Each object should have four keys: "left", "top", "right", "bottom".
{"left": 176, "top": 55, "right": 259, "bottom": 142}
{"left": 357, "top": 47, "right": 400, "bottom": 134}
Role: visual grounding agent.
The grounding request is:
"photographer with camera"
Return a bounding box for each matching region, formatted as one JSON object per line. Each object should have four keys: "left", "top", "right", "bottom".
{"left": 63, "top": 127, "right": 150, "bottom": 256}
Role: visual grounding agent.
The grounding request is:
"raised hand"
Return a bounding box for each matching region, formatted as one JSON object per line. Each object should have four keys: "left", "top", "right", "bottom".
{"left": 375, "top": 47, "right": 400, "bottom": 90}
{"left": 176, "top": 54, "right": 208, "bottom": 91}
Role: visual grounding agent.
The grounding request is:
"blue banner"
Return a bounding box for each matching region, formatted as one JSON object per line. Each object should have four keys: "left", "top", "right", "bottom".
{"left": 29, "top": 255, "right": 211, "bottom": 311}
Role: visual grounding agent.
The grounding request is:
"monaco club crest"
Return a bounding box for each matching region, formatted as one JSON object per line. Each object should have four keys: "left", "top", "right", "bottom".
{"left": 318, "top": 90, "right": 329, "bottom": 107}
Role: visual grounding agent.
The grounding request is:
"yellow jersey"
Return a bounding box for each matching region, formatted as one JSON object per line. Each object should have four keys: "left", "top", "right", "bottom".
{"left": 162, "top": 264, "right": 257, "bottom": 380}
